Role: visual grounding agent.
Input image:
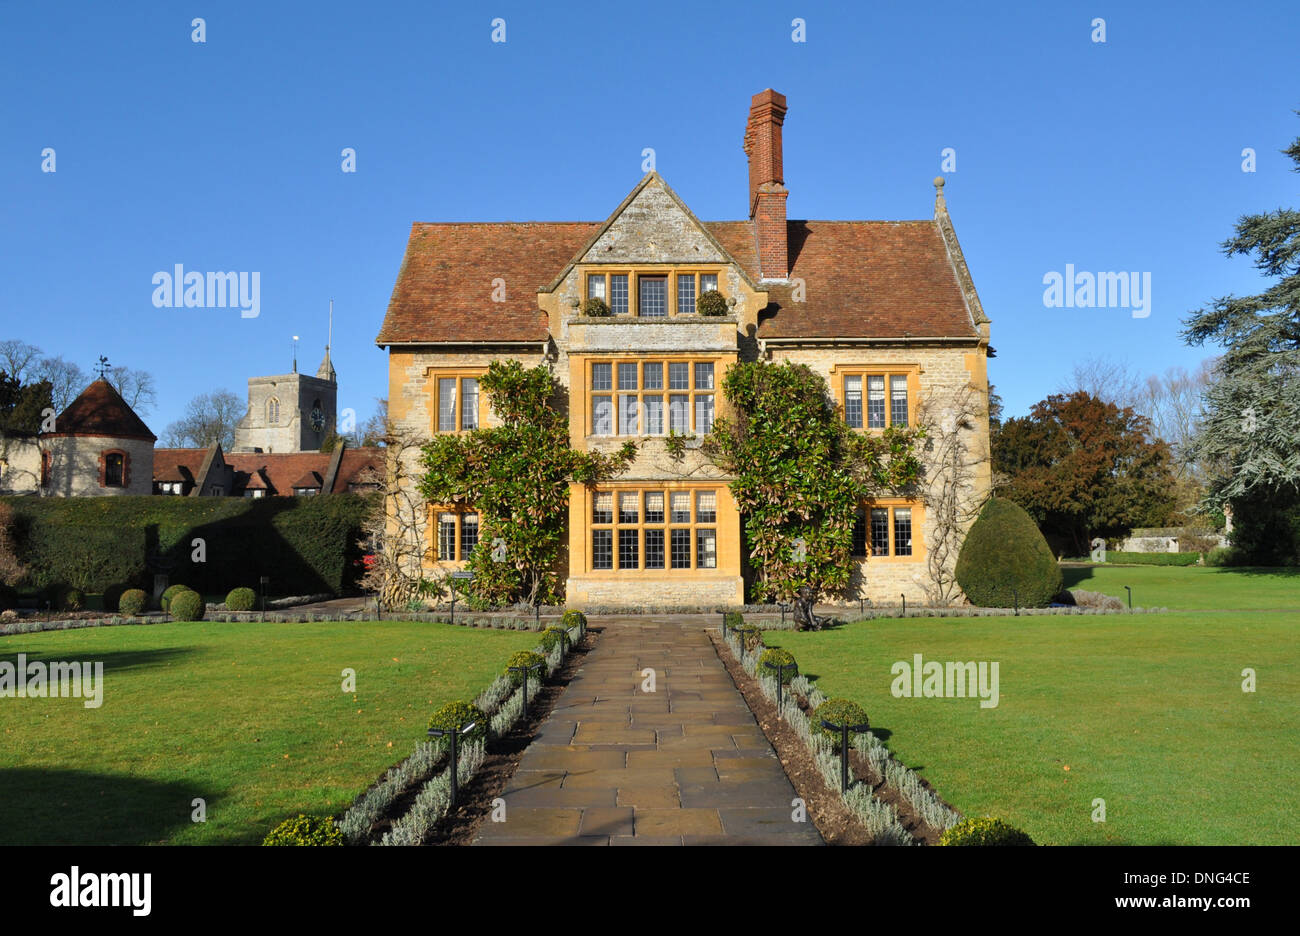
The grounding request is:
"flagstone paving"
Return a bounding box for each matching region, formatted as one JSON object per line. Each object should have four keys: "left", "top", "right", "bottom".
{"left": 473, "top": 617, "right": 823, "bottom": 846}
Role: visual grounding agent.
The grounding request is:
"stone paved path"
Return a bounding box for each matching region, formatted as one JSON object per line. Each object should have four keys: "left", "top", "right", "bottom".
{"left": 473, "top": 618, "right": 822, "bottom": 845}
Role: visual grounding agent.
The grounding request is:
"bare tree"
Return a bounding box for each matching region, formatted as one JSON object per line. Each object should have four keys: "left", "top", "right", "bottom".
{"left": 162, "top": 390, "right": 243, "bottom": 449}
{"left": 0, "top": 340, "right": 42, "bottom": 383}
{"left": 1136, "top": 359, "right": 1217, "bottom": 470}
{"left": 354, "top": 398, "right": 388, "bottom": 447}
{"left": 917, "top": 383, "right": 988, "bottom": 606}
{"left": 1059, "top": 356, "right": 1145, "bottom": 411}
{"left": 108, "top": 366, "right": 158, "bottom": 417}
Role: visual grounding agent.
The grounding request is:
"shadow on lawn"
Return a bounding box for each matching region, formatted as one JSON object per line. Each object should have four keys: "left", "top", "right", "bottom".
{"left": 0, "top": 767, "right": 214, "bottom": 845}
{"left": 0, "top": 647, "right": 195, "bottom": 676}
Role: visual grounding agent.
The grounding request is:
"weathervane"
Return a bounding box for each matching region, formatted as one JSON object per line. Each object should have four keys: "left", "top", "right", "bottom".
{"left": 95, "top": 355, "right": 111, "bottom": 378}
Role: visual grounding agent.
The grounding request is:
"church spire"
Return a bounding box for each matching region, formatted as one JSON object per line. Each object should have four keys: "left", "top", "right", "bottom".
{"left": 316, "top": 299, "right": 337, "bottom": 383}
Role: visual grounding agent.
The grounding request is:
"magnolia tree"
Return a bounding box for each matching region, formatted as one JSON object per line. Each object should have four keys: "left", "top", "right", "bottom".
{"left": 1183, "top": 113, "right": 1300, "bottom": 563}
{"left": 419, "top": 361, "right": 636, "bottom": 607}
{"left": 702, "top": 361, "right": 924, "bottom": 630}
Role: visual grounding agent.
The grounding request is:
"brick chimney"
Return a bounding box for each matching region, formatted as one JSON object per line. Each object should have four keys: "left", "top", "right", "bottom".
{"left": 743, "top": 89, "right": 789, "bottom": 280}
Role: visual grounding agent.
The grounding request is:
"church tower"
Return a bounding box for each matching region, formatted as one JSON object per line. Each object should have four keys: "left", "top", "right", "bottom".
{"left": 232, "top": 318, "right": 338, "bottom": 453}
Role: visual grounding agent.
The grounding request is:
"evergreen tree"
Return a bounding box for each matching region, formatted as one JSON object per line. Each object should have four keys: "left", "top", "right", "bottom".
{"left": 1183, "top": 113, "right": 1300, "bottom": 564}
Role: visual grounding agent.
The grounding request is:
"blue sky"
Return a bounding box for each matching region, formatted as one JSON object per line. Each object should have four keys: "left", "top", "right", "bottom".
{"left": 2, "top": 1, "right": 1297, "bottom": 432}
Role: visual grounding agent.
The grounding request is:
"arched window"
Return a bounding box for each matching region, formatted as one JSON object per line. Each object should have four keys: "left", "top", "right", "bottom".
{"left": 266, "top": 397, "right": 280, "bottom": 425}
{"left": 100, "top": 450, "right": 128, "bottom": 488}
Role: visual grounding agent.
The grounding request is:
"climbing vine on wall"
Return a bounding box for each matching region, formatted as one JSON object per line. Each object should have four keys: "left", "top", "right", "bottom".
{"left": 419, "top": 360, "right": 636, "bottom": 606}
{"left": 701, "top": 360, "right": 925, "bottom": 629}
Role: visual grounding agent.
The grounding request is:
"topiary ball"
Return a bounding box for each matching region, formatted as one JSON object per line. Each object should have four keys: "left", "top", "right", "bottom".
{"left": 60, "top": 587, "right": 83, "bottom": 612}
{"left": 560, "top": 609, "right": 587, "bottom": 634}
{"left": 503, "top": 650, "right": 546, "bottom": 688}
{"left": 938, "top": 817, "right": 1035, "bottom": 846}
{"left": 225, "top": 587, "right": 257, "bottom": 612}
{"left": 169, "top": 589, "right": 205, "bottom": 622}
{"left": 160, "top": 584, "right": 190, "bottom": 612}
{"left": 262, "top": 814, "right": 344, "bottom": 846}
{"left": 118, "top": 589, "right": 148, "bottom": 616}
{"left": 812, "top": 698, "right": 869, "bottom": 752}
{"left": 582, "top": 297, "right": 611, "bottom": 317}
{"left": 537, "top": 626, "right": 570, "bottom": 653}
{"left": 757, "top": 647, "right": 798, "bottom": 684}
{"left": 427, "top": 700, "right": 489, "bottom": 748}
{"left": 697, "top": 289, "right": 728, "bottom": 316}
{"left": 955, "top": 497, "right": 1062, "bottom": 608}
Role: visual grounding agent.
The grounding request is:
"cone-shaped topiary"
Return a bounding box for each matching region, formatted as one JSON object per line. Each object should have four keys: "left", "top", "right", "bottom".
{"left": 169, "top": 589, "right": 205, "bottom": 621}
{"left": 225, "top": 587, "right": 256, "bottom": 611}
{"left": 262, "top": 814, "right": 344, "bottom": 846}
{"left": 938, "top": 817, "right": 1035, "bottom": 846}
{"left": 118, "top": 588, "right": 148, "bottom": 615}
{"left": 955, "top": 498, "right": 1062, "bottom": 608}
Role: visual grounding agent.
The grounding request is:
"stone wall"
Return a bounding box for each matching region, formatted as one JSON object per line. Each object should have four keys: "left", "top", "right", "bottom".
{"left": 0, "top": 434, "right": 42, "bottom": 495}
{"left": 42, "top": 435, "right": 155, "bottom": 497}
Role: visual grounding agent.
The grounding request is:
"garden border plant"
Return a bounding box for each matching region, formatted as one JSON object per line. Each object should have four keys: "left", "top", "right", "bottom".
{"left": 333, "top": 613, "right": 587, "bottom": 846}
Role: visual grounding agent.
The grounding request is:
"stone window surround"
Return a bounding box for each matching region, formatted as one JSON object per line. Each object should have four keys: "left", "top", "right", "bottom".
{"left": 851, "top": 498, "right": 925, "bottom": 563}
{"left": 830, "top": 363, "right": 922, "bottom": 430}
{"left": 587, "top": 484, "right": 719, "bottom": 574}
{"left": 584, "top": 356, "right": 719, "bottom": 438}
{"left": 424, "top": 367, "right": 488, "bottom": 434}
{"left": 427, "top": 505, "right": 481, "bottom": 565}
{"left": 582, "top": 266, "right": 725, "bottom": 318}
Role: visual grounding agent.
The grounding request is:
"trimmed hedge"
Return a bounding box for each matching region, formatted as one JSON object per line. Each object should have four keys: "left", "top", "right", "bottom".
{"left": 813, "top": 698, "right": 869, "bottom": 752}
{"left": 537, "top": 626, "right": 570, "bottom": 653}
{"left": 956, "top": 498, "right": 1062, "bottom": 608}
{"left": 504, "top": 650, "right": 546, "bottom": 687}
{"left": 225, "top": 587, "right": 257, "bottom": 611}
{"left": 118, "top": 588, "right": 148, "bottom": 615}
{"left": 1, "top": 494, "right": 375, "bottom": 597}
{"left": 757, "top": 647, "right": 798, "bottom": 684}
{"left": 427, "top": 701, "right": 489, "bottom": 747}
{"left": 262, "top": 814, "right": 344, "bottom": 846}
{"left": 160, "top": 584, "right": 189, "bottom": 612}
{"left": 938, "top": 817, "right": 1035, "bottom": 846}
{"left": 1093, "top": 551, "right": 1201, "bottom": 567}
{"left": 169, "top": 590, "right": 204, "bottom": 622}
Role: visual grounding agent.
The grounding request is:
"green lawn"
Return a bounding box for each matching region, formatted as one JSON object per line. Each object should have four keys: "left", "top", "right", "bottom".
{"left": 1062, "top": 564, "right": 1300, "bottom": 611}
{"left": 0, "top": 620, "right": 538, "bottom": 845}
{"left": 766, "top": 567, "right": 1300, "bottom": 845}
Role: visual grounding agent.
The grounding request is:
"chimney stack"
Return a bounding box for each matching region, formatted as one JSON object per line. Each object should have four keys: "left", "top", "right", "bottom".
{"left": 743, "top": 89, "right": 789, "bottom": 281}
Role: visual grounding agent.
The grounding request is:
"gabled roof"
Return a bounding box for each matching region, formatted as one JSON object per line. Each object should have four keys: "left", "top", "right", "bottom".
{"left": 376, "top": 222, "right": 600, "bottom": 345}
{"left": 153, "top": 448, "right": 205, "bottom": 483}
{"left": 376, "top": 183, "right": 983, "bottom": 345}
{"left": 706, "top": 220, "right": 981, "bottom": 339}
{"left": 49, "top": 379, "right": 156, "bottom": 441}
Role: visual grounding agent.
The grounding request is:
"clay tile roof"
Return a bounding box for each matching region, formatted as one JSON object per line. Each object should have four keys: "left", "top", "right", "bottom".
{"left": 705, "top": 220, "right": 980, "bottom": 340}
{"left": 243, "top": 469, "right": 268, "bottom": 489}
{"left": 336, "top": 448, "right": 384, "bottom": 490}
{"left": 50, "top": 379, "right": 156, "bottom": 441}
{"left": 152, "top": 448, "right": 206, "bottom": 483}
{"left": 291, "top": 470, "right": 323, "bottom": 489}
{"left": 376, "top": 222, "right": 601, "bottom": 345}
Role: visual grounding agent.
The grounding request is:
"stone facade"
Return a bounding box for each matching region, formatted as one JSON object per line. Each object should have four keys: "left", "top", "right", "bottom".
{"left": 377, "top": 90, "right": 994, "bottom": 610}
{"left": 233, "top": 368, "right": 337, "bottom": 453}
{"left": 0, "top": 434, "right": 42, "bottom": 495}
{"left": 41, "top": 434, "right": 155, "bottom": 497}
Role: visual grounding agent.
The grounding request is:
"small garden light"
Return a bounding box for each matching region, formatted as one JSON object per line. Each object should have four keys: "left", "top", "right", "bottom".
{"left": 507, "top": 660, "right": 545, "bottom": 718}
{"left": 762, "top": 657, "right": 798, "bottom": 714}
{"left": 1124, "top": 585, "right": 1132, "bottom": 609}
{"left": 427, "top": 719, "right": 478, "bottom": 808}
{"left": 820, "top": 715, "right": 871, "bottom": 793}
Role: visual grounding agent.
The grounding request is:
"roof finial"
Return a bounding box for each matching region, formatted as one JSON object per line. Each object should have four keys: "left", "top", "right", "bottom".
{"left": 933, "top": 176, "right": 947, "bottom": 216}
{"left": 95, "top": 355, "right": 111, "bottom": 379}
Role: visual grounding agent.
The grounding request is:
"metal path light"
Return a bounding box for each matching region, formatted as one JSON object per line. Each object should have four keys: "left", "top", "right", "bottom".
{"left": 507, "top": 660, "right": 545, "bottom": 719}
{"left": 820, "top": 715, "right": 871, "bottom": 793}
{"left": 427, "top": 720, "right": 478, "bottom": 809}
{"left": 762, "top": 657, "right": 798, "bottom": 714}
{"left": 1124, "top": 585, "right": 1132, "bottom": 609}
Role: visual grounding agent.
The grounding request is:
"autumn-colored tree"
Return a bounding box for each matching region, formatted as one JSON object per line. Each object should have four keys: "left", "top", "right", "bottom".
{"left": 993, "top": 391, "right": 1177, "bottom": 554}
{"left": 702, "top": 361, "right": 924, "bottom": 629}
{"left": 419, "top": 361, "right": 636, "bottom": 606}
